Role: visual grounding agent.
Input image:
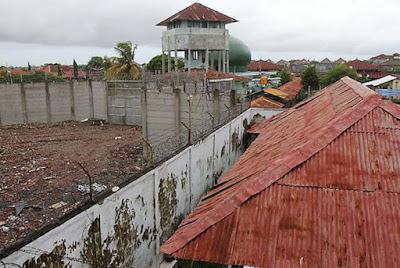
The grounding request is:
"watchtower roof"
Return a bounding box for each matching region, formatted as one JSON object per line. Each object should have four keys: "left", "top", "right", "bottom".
{"left": 156, "top": 2, "right": 237, "bottom": 26}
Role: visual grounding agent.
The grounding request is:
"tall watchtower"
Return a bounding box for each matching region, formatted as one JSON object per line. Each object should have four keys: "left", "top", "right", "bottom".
{"left": 156, "top": 3, "right": 237, "bottom": 73}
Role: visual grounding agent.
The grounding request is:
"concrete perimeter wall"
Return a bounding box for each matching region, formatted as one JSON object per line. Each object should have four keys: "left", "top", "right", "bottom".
{"left": 0, "top": 81, "right": 107, "bottom": 126}
{"left": 1, "top": 108, "right": 282, "bottom": 268}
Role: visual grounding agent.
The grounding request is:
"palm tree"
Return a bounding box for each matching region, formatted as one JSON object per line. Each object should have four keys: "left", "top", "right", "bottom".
{"left": 107, "top": 41, "right": 140, "bottom": 80}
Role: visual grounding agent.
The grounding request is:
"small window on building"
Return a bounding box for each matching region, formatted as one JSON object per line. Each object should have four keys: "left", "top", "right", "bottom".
{"left": 174, "top": 21, "right": 181, "bottom": 28}
{"left": 202, "top": 21, "right": 207, "bottom": 28}
{"left": 210, "top": 21, "right": 217, "bottom": 28}
{"left": 188, "top": 21, "right": 194, "bottom": 28}
{"left": 193, "top": 21, "right": 200, "bottom": 28}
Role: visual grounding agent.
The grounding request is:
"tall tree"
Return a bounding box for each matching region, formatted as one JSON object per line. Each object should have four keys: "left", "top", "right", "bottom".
{"left": 301, "top": 66, "right": 320, "bottom": 92}
{"left": 27, "top": 62, "right": 31, "bottom": 72}
{"left": 147, "top": 54, "right": 184, "bottom": 73}
{"left": 321, "top": 64, "right": 358, "bottom": 87}
{"left": 57, "top": 64, "right": 62, "bottom": 77}
{"left": 73, "top": 59, "right": 78, "bottom": 79}
{"left": 278, "top": 69, "right": 292, "bottom": 86}
{"left": 107, "top": 41, "right": 140, "bottom": 80}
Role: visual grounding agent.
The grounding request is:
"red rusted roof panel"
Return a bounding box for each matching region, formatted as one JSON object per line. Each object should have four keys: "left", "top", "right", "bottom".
{"left": 173, "top": 184, "right": 400, "bottom": 267}
{"left": 161, "top": 77, "right": 400, "bottom": 267}
{"left": 278, "top": 76, "right": 302, "bottom": 101}
{"left": 250, "top": 96, "right": 284, "bottom": 109}
{"left": 157, "top": 3, "right": 237, "bottom": 26}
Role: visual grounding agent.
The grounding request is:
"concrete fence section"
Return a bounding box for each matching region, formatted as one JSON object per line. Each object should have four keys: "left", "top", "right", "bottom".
{"left": 1, "top": 108, "right": 282, "bottom": 268}
{"left": 0, "top": 81, "right": 108, "bottom": 126}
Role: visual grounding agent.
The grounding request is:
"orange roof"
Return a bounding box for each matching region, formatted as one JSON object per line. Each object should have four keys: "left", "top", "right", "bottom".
{"left": 250, "top": 96, "right": 284, "bottom": 108}
{"left": 161, "top": 77, "right": 400, "bottom": 267}
{"left": 278, "top": 76, "right": 302, "bottom": 101}
{"left": 248, "top": 60, "right": 283, "bottom": 71}
{"left": 156, "top": 3, "right": 237, "bottom": 26}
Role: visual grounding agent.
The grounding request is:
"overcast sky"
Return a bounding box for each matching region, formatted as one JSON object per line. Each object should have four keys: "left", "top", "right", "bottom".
{"left": 1, "top": 0, "right": 400, "bottom": 67}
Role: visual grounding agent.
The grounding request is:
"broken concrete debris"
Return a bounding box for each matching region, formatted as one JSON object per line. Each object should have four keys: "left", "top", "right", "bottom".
{"left": 77, "top": 183, "right": 108, "bottom": 195}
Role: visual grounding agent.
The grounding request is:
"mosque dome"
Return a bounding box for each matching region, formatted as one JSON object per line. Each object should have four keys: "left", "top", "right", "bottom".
{"left": 212, "top": 36, "right": 251, "bottom": 73}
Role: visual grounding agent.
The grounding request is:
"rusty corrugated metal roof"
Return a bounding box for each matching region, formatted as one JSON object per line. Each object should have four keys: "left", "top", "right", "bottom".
{"left": 156, "top": 3, "right": 237, "bottom": 26}
{"left": 161, "top": 77, "right": 400, "bottom": 267}
{"left": 278, "top": 76, "right": 302, "bottom": 101}
{"left": 250, "top": 96, "right": 284, "bottom": 109}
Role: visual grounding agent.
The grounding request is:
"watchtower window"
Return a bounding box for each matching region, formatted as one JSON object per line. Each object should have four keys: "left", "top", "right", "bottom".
{"left": 167, "top": 21, "right": 181, "bottom": 29}
{"left": 202, "top": 21, "right": 207, "bottom": 28}
{"left": 188, "top": 21, "right": 200, "bottom": 28}
{"left": 209, "top": 21, "right": 220, "bottom": 28}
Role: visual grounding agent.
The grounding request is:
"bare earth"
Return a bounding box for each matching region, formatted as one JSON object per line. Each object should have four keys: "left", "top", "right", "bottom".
{"left": 0, "top": 121, "right": 145, "bottom": 249}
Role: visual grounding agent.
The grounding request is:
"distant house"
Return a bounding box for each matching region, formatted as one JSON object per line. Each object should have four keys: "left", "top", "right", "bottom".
{"left": 43, "top": 64, "right": 61, "bottom": 76}
{"left": 289, "top": 59, "right": 310, "bottom": 73}
{"left": 370, "top": 53, "right": 400, "bottom": 65}
{"left": 248, "top": 60, "right": 283, "bottom": 72}
{"left": 345, "top": 59, "right": 388, "bottom": 79}
{"left": 316, "top": 58, "right": 333, "bottom": 73}
{"left": 276, "top": 59, "right": 289, "bottom": 68}
{"left": 333, "top": 58, "right": 346, "bottom": 65}
{"left": 0, "top": 68, "right": 29, "bottom": 75}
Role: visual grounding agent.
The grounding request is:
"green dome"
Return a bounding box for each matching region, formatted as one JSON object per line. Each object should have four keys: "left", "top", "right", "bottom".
{"left": 212, "top": 36, "right": 251, "bottom": 72}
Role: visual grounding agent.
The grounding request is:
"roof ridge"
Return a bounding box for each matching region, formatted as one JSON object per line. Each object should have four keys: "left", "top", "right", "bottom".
{"left": 340, "top": 76, "right": 377, "bottom": 99}
{"left": 277, "top": 182, "right": 400, "bottom": 194}
{"left": 161, "top": 92, "right": 382, "bottom": 256}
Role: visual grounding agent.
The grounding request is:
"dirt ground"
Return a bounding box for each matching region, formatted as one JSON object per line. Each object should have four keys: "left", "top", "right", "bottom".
{"left": 0, "top": 121, "right": 145, "bottom": 250}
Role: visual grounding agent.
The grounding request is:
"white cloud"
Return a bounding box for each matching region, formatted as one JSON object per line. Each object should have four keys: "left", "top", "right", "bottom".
{"left": 1, "top": 0, "right": 400, "bottom": 65}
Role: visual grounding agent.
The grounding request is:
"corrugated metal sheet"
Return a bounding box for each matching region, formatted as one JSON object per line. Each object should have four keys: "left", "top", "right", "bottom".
{"left": 263, "top": 88, "right": 288, "bottom": 99}
{"left": 250, "top": 96, "right": 284, "bottom": 109}
{"left": 161, "top": 77, "right": 400, "bottom": 267}
{"left": 173, "top": 184, "right": 400, "bottom": 267}
{"left": 278, "top": 76, "right": 302, "bottom": 101}
{"left": 156, "top": 3, "right": 237, "bottom": 26}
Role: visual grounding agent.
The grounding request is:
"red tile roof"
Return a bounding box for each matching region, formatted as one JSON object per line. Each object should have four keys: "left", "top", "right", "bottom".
{"left": 277, "top": 76, "right": 302, "bottom": 101}
{"left": 366, "top": 71, "right": 390, "bottom": 79}
{"left": 345, "top": 59, "right": 381, "bottom": 70}
{"left": 161, "top": 77, "right": 400, "bottom": 267}
{"left": 334, "top": 57, "right": 346, "bottom": 64}
{"left": 248, "top": 60, "right": 283, "bottom": 71}
{"left": 320, "top": 58, "right": 331, "bottom": 64}
{"left": 250, "top": 96, "right": 284, "bottom": 108}
{"left": 156, "top": 3, "right": 237, "bottom": 26}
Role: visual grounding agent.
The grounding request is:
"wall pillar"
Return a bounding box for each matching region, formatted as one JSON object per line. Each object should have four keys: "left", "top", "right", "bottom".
{"left": 141, "top": 88, "right": 149, "bottom": 154}
{"left": 168, "top": 50, "right": 171, "bottom": 73}
{"left": 69, "top": 81, "right": 76, "bottom": 121}
{"left": 205, "top": 49, "right": 209, "bottom": 72}
{"left": 188, "top": 49, "right": 192, "bottom": 73}
{"left": 174, "top": 50, "right": 178, "bottom": 72}
{"left": 213, "top": 89, "right": 220, "bottom": 124}
{"left": 218, "top": 51, "right": 222, "bottom": 72}
{"left": 226, "top": 50, "right": 230, "bottom": 73}
{"left": 174, "top": 88, "right": 181, "bottom": 141}
{"left": 45, "top": 81, "right": 52, "bottom": 124}
{"left": 88, "top": 80, "right": 94, "bottom": 118}
{"left": 161, "top": 51, "right": 165, "bottom": 74}
{"left": 222, "top": 50, "right": 226, "bottom": 73}
{"left": 20, "top": 83, "right": 28, "bottom": 124}
{"left": 211, "top": 51, "right": 214, "bottom": 70}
